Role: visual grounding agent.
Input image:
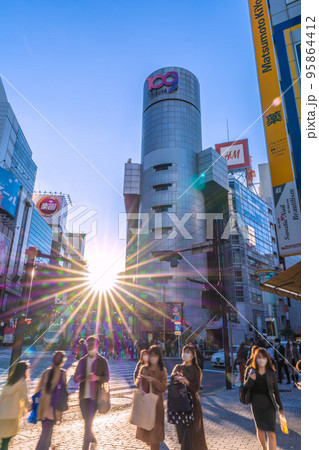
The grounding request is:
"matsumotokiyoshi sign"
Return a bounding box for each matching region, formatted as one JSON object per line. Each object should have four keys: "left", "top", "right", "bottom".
{"left": 249, "top": 0, "right": 301, "bottom": 256}
{"left": 215, "top": 139, "right": 250, "bottom": 171}
{"left": 37, "top": 196, "right": 60, "bottom": 216}
{"left": 147, "top": 71, "right": 179, "bottom": 93}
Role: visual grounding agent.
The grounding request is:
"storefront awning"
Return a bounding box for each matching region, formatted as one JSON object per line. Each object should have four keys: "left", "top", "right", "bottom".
{"left": 260, "top": 262, "right": 301, "bottom": 300}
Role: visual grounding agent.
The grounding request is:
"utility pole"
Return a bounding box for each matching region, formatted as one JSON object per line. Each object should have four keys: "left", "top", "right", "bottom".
{"left": 216, "top": 220, "right": 232, "bottom": 390}
{"left": 9, "top": 247, "right": 37, "bottom": 372}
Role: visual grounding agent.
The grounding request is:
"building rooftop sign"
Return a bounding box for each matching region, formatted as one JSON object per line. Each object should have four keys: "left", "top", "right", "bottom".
{"left": 147, "top": 71, "right": 179, "bottom": 93}
{"left": 215, "top": 139, "right": 250, "bottom": 171}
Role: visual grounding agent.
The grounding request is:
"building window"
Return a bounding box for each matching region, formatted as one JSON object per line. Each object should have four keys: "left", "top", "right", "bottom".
{"left": 272, "top": 237, "right": 276, "bottom": 243}
{"left": 268, "top": 208, "right": 272, "bottom": 215}
{"left": 287, "top": 298, "right": 291, "bottom": 307}
{"left": 234, "top": 270, "right": 242, "bottom": 282}
{"left": 151, "top": 227, "right": 173, "bottom": 234}
{"left": 153, "top": 163, "right": 172, "bottom": 171}
{"left": 235, "top": 288, "right": 244, "bottom": 301}
{"left": 153, "top": 183, "right": 172, "bottom": 191}
{"left": 270, "top": 222, "right": 274, "bottom": 229}
{"left": 152, "top": 204, "right": 172, "bottom": 213}
{"left": 273, "top": 251, "right": 278, "bottom": 258}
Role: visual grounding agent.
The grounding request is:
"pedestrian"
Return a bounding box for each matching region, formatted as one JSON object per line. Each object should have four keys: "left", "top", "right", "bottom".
{"left": 285, "top": 338, "right": 300, "bottom": 386}
{"left": 76, "top": 338, "right": 87, "bottom": 361}
{"left": 135, "top": 345, "right": 167, "bottom": 450}
{"left": 236, "top": 342, "right": 248, "bottom": 383}
{"left": 171, "top": 345, "right": 208, "bottom": 450}
{"left": 244, "top": 348, "right": 284, "bottom": 450}
{"left": 0, "top": 362, "right": 31, "bottom": 450}
{"left": 35, "top": 351, "right": 68, "bottom": 450}
{"left": 133, "top": 349, "right": 149, "bottom": 382}
{"left": 274, "top": 338, "right": 290, "bottom": 384}
{"left": 74, "top": 335, "right": 110, "bottom": 450}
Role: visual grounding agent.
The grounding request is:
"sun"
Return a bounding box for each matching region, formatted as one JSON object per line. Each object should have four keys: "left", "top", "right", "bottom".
{"left": 86, "top": 253, "right": 119, "bottom": 293}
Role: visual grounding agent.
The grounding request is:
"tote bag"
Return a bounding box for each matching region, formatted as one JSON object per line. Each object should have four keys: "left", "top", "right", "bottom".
{"left": 129, "top": 384, "right": 158, "bottom": 431}
{"left": 98, "top": 383, "right": 111, "bottom": 414}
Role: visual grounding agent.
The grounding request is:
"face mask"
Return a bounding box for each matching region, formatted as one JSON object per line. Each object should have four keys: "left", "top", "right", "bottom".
{"left": 182, "top": 352, "right": 193, "bottom": 362}
{"left": 143, "top": 355, "right": 149, "bottom": 362}
{"left": 257, "top": 358, "right": 267, "bottom": 367}
{"left": 88, "top": 349, "right": 97, "bottom": 357}
{"left": 150, "top": 356, "right": 159, "bottom": 365}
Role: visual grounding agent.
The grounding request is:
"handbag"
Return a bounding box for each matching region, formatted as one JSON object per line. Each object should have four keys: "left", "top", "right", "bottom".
{"left": 167, "top": 382, "right": 192, "bottom": 413}
{"left": 167, "top": 390, "right": 194, "bottom": 425}
{"left": 129, "top": 383, "right": 158, "bottom": 431}
{"left": 50, "top": 370, "right": 69, "bottom": 412}
{"left": 239, "top": 386, "right": 251, "bottom": 405}
{"left": 27, "top": 391, "right": 41, "bottom": 424}
{"left": 98, "top": 383, "right": 111, "bottom": 414}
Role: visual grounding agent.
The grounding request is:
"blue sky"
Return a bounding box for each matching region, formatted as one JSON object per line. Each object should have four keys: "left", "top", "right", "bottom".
{"left": 0, "top": 0, "right": 268, "bottom": 274}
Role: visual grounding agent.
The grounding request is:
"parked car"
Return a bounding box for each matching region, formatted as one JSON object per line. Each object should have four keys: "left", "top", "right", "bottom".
{"left": 211, "top": 345, "right": 239, "bottom": 367}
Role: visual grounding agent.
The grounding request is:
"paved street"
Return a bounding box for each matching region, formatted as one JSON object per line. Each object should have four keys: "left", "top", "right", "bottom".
{"left": 0, "top": 348, "right": 301, "bottom": 449}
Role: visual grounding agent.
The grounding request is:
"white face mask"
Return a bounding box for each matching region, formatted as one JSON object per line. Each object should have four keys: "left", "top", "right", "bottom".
{"left": 142, "top": 355, "right": 149, "bottom": 362}
{"left": 257, "top": 358, "right": 267, "bottom": 367}
{"left": 88, "top": 349, "right": 97, "bottom": 357}
{"left": 150, "top": 356, "right": 159, "bottom": 365}
{"left": 182, "top": 352, "right": 193, "bottom": 362}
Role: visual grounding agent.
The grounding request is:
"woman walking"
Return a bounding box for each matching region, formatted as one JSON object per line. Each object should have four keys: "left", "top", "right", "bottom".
{"left": 35, "top": 351, "right": 68, "bottom": 450}
{"left": 133, "top": 349, "right": 149, "bottom": 382}
{"left": 0, "top": 362, "right": 31, "bottom": 450}
{"left": 171, "top": 345, "right": 207, "bottom": 450}
{"left": 135, "top": 345, "right": 167, "bottom": 450}
{"left": 244, "top": 348, "right": 284, "bottom": 450}
{"left": 285, "top": 339, "right": 300, "bottom": 386}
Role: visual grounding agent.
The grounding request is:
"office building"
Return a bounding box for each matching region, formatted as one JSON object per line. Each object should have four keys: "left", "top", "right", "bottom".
{"left": 0, "top": 78, "right": 37, "bottom": 310}
{"left": 123, "top": 67, "right": 229, "bottom": 340}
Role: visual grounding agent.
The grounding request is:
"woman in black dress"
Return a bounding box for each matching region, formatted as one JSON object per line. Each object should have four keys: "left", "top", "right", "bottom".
{"left": 244, "top": 348, "right": 284, "bottom": 450}
{"left": 171, "top": 345, "right": 207, "bottom": 450}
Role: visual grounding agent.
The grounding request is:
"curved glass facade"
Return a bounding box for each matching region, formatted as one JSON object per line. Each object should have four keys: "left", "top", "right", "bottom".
{"left": 137, "top": 67, "right": 209, "bottom": 329}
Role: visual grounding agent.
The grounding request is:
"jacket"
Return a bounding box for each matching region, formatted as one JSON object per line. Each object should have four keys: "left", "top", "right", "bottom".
{"left": 35, "top": 367, "right": 67, "bottom": 421}
{"left": 274, "top": 344, "right": 285, "bottom": 362}
{"left": 285, "top": 344, "right": 300, "bottom": 364}
{"left": 74, "top": 353, "right": 109, "bottom": 401}
{"left": 243, "top": 367, "right": 283, "bottom": 411}
{"left": 0, "top": 379, "right": 30, "bottom": 421}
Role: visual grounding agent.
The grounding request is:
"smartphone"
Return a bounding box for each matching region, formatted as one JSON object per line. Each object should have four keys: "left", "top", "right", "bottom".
{"left": 250, "top": 368, "right": 255, "bottom": 375}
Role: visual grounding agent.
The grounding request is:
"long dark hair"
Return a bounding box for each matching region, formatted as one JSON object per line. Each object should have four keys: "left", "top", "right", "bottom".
{"left": 7, "top": 361, "right": 29, "bottom": 386}
{"left": 149, "top": 345, "right": 164, "bottom": 371}
{"left": 250, "top": 348, "right": 275, "bottom": 373}
{"left": 183, "top": 345, "right": 201, "bottom": 371}
{"left": 45, "top": 351, "right": 65, "bottom": 393}
{"left": 138, "top": 349, "right": 149, "bottom": 365}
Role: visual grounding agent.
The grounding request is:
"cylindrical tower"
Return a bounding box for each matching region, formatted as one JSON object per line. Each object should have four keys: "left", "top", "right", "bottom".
{"left": 138, "top": 67, "right": 209, "bottom": 334}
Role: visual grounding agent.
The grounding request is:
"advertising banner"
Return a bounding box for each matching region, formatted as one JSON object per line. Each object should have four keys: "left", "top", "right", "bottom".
{"left": 0, "top": 231, "right": 11, "bottom": 276}
{"left": 0, "top": 167, "right": 21, "bottom": 217}
{"left": 215, "top": 139, "right": 250, "bottom": 171}
{"left": 33, "top": 193, "right": 68, "bottom": 230}
{"left": 249, "top": 0, "right": 301, "bottom": 256}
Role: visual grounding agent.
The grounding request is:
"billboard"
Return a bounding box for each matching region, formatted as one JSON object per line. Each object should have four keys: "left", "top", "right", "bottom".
{"left": 0, "top": 167, "right": 21, "bottom": 217}
{"left": 33, "top": 193, "right": 68, "bottom": 230}
{"left": 0, "top": 231, "right": 11, "bottom": 276}
{"left": 249, "top": 0, "right": 301, "bottom": 256}
{"left": 215, "top": 139, "right": 250, "bottom": 171}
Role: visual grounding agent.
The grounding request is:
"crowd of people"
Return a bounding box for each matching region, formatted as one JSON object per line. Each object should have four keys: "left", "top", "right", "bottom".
{"left": 0, "top": 334, "right": 300, "bottom": 450}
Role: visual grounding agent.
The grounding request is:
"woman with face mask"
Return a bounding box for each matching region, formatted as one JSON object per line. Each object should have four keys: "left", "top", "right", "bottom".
{"left": 135, "top": 345, "right": 167, "bottom": 450}
{"left": 244, "top": 348, "right": 284, "bottom": 450}
{"left": 171, "top": 345, "right": 208, "bottom": 450}
{"left": 133, "top": 349, "right": 149, "bottom": 382}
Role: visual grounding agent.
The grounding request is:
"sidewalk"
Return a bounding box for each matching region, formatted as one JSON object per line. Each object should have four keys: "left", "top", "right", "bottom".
{"left": 9, "top": 386, "right": 301, "bottom": 449}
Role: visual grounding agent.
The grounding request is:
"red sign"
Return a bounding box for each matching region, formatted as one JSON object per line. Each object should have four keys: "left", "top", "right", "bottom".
{"left": 215, "top": 139, "right": 250, "bottom": 171}
{"left": 37, "top": 196, "right": 60, "bottom": 216}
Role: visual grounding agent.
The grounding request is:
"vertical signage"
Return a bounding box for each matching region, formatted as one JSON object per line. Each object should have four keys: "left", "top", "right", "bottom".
{"left": 249, "top": 0, "right": 301, "bottom": 256}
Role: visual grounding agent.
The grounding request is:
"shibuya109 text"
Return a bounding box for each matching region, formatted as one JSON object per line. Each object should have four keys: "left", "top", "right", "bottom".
{"left": 118, "top": 212, "right": 250, "bottom": 241}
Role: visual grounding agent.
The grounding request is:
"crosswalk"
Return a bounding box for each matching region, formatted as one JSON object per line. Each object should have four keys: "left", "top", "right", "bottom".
{"left": 0, "top": 358, "right": 137, "bottom": 398}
